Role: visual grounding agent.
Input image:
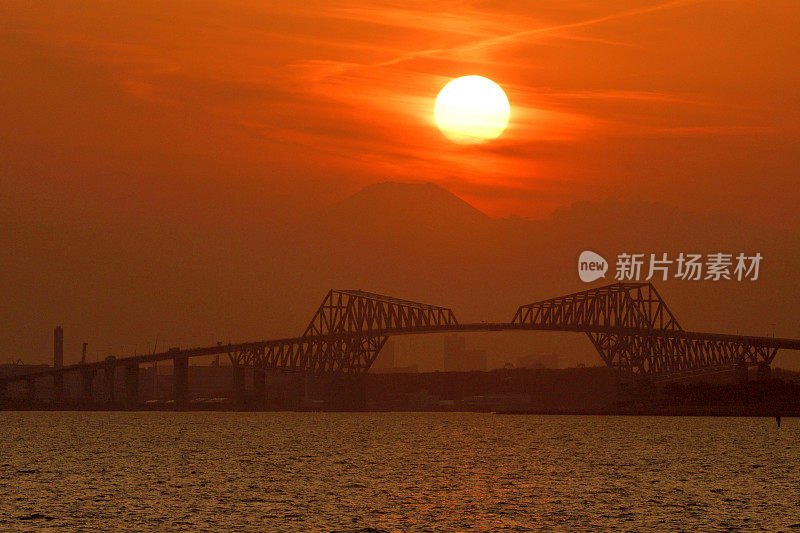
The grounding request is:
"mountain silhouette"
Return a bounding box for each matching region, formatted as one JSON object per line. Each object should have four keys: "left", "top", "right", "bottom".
{"left": 4, "top": 180, "right": 800, "bottom": 370}
{"left": 286, "top": 182, "right": 800, "bottom": 370}
{"left": 324, "top": 181, "right": 491, "bottom": 232}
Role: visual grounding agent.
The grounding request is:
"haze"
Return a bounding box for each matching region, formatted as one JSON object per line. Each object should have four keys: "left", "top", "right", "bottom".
{"left": 2, "top": 1, "right": 799, "bottom": 368}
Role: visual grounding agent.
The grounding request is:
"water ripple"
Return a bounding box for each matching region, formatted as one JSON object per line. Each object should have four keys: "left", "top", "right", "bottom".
{"left": 0, "top": 412, "right": 797, "bottom": 531}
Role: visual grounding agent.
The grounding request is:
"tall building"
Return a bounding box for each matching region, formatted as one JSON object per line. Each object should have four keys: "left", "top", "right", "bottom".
{"left": 371, "top": 340, "right": 396, "bottom": 371}
{"left": 443, "top": 334, "right": 465, "bottom": 359}
{"left": 54, "top": 326, "right": 63, "bottom": 368}
{"left": 443, "top": 334, "right": 487, "bottom": 372}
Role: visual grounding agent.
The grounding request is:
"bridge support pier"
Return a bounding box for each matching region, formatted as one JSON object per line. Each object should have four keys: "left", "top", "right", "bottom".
{"left": 283, "top": 372, "right": 304, "bottom": 408}
{"left": 173, "top": 355, "right": 189, "bottom": 410}
{"left": 327, "top": 375, "right": 366, "bottom": 410}
{"left": 0, "top": 381, "right": 7, "bottom": 402}
{"left": 104, "top": 365, "right": 116, "bottom": 404}
{"left": 232, "top": 365, "right": 246, "bottom": 408}
{"left": 25, "top": 378, "right": 36, "bottom": 404}
{"left": 125, "top": 363, "right": 139, "bottom": 410}
{"left": 253, "top": 367, "right": 266, "bottom": 406}
{"left": 757, "top": 362, "right": 771, "bottom": 381}
{"left": 53, "top": 374, "right": 65, "bottom": 405}
{"left": 81, "top": 369, "right": 95, "bottom": 407}
{"left": 735, "top": 361, "right": 749, "bottom": 384}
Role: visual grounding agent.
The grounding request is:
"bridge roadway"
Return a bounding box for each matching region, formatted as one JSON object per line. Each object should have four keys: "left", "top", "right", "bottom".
{"left": 4, "top": 282, "right": 800, "bottom": 409}
{"left": 2, "top": 322, "right": 800, "bottom": 410}
{"left": 5, "top": 323, "right": 800, "bottom": 383}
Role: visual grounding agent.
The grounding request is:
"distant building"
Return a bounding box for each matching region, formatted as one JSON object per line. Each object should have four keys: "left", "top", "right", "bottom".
{"left": 516, "top": 352, "right": 559, "bottom": 369}
{"left": 462, "top": 393, "right": 532, "bottom": 410}
{"left": 371, "top": 340, "right": 396, "bottom": 371}
{"left": 444, "top": 334, "right": 465, "bottom": 358}
{"left": 54, "top": 326, "right": 63, "bottom": 368}
{"left": 0, "top": 363, "right": 50, "bottom": 377}
{"left": 369, "top": 341, "right": 419, "bottom": 373}
{"left": 443, "top": 334, "right": 487, "bottom": 372}
{"left": 371, "top": 366, "right": 420, "bottom": 374}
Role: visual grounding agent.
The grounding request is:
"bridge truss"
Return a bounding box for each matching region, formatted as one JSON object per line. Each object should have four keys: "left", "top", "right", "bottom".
{"left": 226, "top": 290, "right": 459, "bottom": 374}
{"left": 2, "top": 283, "right": 798, "bottom": 406}
{"left": 511, "top": 283, "right": 782, "bottom": 381}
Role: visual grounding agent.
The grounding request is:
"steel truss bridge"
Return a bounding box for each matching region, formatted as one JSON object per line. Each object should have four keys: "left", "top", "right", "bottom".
{"left": 2, "top": 282, "right": 799, "bottom": 409}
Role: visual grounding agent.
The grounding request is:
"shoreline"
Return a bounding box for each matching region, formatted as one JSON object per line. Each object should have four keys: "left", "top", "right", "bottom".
{"left": 0, "top": 404, "right": 795, "bottom": 417}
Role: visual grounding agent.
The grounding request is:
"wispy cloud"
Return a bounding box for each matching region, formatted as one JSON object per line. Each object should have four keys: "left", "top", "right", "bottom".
{"left": 6, "top": 0, "right": 797, "bottom": 217}
{"left": 361, "top": 0, "right": 705, "bottom": 68}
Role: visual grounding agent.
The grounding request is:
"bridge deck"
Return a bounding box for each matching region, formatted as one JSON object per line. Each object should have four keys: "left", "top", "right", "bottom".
{"left": 3, "top": 322, "right": 800, "bottom": 383}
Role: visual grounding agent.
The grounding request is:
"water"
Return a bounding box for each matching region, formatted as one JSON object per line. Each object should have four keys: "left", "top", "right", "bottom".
{"left": 1, "top": 412, "right": 798, "bottom": 532}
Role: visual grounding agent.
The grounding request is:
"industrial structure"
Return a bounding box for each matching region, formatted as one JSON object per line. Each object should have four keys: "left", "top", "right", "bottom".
{"left": 1, "top": 282, "right": 798, "bottom": 409}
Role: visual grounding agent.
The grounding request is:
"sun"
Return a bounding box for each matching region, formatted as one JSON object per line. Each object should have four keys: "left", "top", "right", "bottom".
{"left": 434, "top": 76, "right": 510, "bottom": 144}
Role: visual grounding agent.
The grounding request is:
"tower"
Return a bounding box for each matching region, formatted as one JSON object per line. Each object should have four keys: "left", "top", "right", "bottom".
{"left": 54, "top": 326, "right": 63, "bottom": 368}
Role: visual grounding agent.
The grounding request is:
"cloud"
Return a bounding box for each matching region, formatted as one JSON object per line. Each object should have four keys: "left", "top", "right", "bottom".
{"left": 4, "top": 0, "right": 799, "bottom": 221}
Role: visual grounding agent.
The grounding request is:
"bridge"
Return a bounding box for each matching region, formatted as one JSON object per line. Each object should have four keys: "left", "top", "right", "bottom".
{"left": 2, "top": 282, "right": 799, "bottom": 409}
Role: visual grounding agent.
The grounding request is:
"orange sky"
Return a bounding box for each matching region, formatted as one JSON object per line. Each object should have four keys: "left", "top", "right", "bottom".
{"left": 4, "top": 0, "right": 800, "bottom": 368}
{"left": 3, "top": 0, "right": 799, "bottom": 223}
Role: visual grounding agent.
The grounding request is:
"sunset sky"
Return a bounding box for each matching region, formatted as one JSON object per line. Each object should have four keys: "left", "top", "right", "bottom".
{"left": 3, "top": 1, "right": 800, "bottom": 365}
{"left": 3, "top": 0, "right": 799, "bottom": 221}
